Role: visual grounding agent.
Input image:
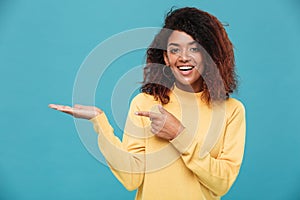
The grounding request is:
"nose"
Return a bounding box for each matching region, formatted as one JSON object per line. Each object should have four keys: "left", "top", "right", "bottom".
{"left": 178, "top": 49, "right": 191, "bottom": 61}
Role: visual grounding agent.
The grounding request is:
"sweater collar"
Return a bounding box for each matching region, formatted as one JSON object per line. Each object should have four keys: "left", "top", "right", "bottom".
{"left": 171, "top": 84, "right": 203, "bottom": 105}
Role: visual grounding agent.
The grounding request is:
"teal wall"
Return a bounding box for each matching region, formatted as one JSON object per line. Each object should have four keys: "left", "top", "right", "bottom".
{"left": 1, "top": 0, "right": 299, "bottom": 199}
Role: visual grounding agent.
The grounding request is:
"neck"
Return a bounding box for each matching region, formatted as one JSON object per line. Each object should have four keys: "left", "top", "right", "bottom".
{"left": 174, "top": 81, "right": 203, "bottom": 93}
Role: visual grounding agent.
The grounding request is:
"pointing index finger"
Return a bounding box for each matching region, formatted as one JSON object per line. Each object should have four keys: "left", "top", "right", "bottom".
{"left": 135, "top": 111, "right": 150, "bottom": 118}
{"left": 135, "top": 111, "right": 161, "bottom": 121}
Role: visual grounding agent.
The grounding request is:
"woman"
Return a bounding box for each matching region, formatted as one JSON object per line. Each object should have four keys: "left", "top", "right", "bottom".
{"left": 49, "top": 7, "right": 246, "bottom": 200}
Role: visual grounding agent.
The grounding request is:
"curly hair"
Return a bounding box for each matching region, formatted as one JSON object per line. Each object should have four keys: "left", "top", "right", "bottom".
{"left": 141, "top": 7, "right": 237, "bottom": 105}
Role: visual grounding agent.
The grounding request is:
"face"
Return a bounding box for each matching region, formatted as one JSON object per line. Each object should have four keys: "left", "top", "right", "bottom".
{"left": 164, "top": 30, "right": 204, "bottom": 93}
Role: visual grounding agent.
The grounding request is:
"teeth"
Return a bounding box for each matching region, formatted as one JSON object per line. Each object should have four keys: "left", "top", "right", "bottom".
{"left": 178, "top": 66, "right": 194, "bottom": 71}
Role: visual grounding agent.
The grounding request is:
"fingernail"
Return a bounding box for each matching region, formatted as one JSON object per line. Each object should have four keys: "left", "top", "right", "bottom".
{"left": 134, "top": 111, "right": 139, "bottom": 115}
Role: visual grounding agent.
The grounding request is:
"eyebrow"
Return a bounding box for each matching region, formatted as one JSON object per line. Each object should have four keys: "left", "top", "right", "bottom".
{"left": 168, "top": 41, "right": 198, "bottom": 47}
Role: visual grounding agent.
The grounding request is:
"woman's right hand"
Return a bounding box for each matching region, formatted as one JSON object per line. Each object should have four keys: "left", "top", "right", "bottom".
{"left": 48, "top": 104, "right": 103, "bottom": 120}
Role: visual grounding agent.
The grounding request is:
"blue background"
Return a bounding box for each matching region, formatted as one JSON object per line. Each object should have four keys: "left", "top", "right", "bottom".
{"left": 1, "top": 0, "right": 300, "bottom": 199}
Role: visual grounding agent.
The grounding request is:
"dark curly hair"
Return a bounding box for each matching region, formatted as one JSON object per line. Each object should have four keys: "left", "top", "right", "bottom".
{"left": 141, "top": 7, "right": 237, "bottom": 105}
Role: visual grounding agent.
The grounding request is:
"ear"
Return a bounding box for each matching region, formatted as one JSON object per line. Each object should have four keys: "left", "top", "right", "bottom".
{"left": 163, "top": 51, "right": 170, "bottom": 66}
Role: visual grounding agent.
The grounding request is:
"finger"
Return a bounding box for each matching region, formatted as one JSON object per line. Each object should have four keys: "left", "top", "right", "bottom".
{"left": 151, "top": 122, "right": 162, "bottom": 131}
{"left": 74, "top": 104, "right": 84, "bottom": 109}
{"left": 149, "top": 112, "right": 161, "bottom": 121}
{"left": 151, "top": 127, "right": 159, "bottom": 134}
{"left": 49, "top": 104, "right": 67, "bottom": 108}
{"left": 135, "top": 111, "right": 162, "bottom": 121}
{"left": 74, "top": 104, "right": 100, "bottom": 112}
{"left": 49, "top": 104, "right": 70, "bottom": 111}
{"left": 57, "top": 105, "right": 73, "bottom": 112}
{"left": 52, "top": 106, "right": 75, "bottom": 116}
{"left": 74, "top": 104, "right": 91, "bottom": 109}
{"left": 48, "top": 104, "right": 58, "bottom": 109}
{"left": 135, "top": 111, "right": 150, "bottom": 118}
{"left": 60, "top": 109, "right": 74, "bottom": 115}
{"left": 158, "top": 104, "right": 167, "bottom": 114}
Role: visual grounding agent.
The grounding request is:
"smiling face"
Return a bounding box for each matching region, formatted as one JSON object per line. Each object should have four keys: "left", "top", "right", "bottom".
{"left": 164, "top": 30, "right": 204, "bottom": 93}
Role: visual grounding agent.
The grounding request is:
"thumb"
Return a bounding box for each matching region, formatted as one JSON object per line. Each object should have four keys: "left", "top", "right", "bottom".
{"left": 158, "top": 105, "right": 167, "bottom": 114}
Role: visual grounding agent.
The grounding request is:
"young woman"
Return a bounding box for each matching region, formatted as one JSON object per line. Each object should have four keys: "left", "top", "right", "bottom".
{"left": 49, "top": 7, "right": 246, "bottom": 200}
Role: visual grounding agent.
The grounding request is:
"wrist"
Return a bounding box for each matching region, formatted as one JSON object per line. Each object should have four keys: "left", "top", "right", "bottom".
{"left": 172, "top": 125, "right": 185, "bottom": 140}
{"left": 88, "top": 110, "right": 103, "bottom": 120}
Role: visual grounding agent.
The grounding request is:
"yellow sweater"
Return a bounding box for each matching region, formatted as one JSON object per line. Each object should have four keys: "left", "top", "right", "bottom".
{"left": 90, "top": 85, "right": 246, "bottom": 200}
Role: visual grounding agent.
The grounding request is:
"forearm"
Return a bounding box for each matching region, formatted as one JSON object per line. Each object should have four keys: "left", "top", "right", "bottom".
{"left": 91, "top": 113, "right": 145, "bottom": 190}
{"left": 170, "top": 102, "right": 246, "bottom": 196}
{"left": 180, "top": 142, "right": 242, "bottom": 196}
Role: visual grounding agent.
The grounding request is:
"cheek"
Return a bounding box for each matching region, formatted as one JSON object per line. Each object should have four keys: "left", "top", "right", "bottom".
{"left": 193, "top": 53, "right": 203, "bottom": 62}
{"left": 194, "top": 55, "right": 205, "bottom": 72}
{"left": 166, "top": 54, "right": 178, "bottom": 65}
{"left": 197, "top": 63, "right": 205, "bottom": 74}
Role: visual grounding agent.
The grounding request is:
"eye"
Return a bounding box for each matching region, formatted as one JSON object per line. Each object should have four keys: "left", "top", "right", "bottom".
{"left": 168, "top": 48, "right": 180, "bottom": 54}
{"left": 190, "top": 47, "right": 200, "bottom": 52}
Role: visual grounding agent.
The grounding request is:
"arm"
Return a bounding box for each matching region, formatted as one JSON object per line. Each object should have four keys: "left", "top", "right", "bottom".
{"left": 90, "top": 97, "right": 146, "bottom": 191}
{"left": 49, "top": 99, "right": 146, "bottom": 191}
{"left": 170, "top": 101, "right": 246, "bottom": 196}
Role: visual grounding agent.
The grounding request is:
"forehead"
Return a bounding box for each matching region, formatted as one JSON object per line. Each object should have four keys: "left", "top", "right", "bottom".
{"left": 167, "top": 30, "right": 195, "bottom": 45}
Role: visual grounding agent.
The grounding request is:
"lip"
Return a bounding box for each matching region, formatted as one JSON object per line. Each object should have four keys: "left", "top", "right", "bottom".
{"left": 177, "top": 65, "right": 195, "bottom": 76}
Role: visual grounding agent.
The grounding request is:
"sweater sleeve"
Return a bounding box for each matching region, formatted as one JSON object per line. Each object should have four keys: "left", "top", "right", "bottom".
{"left": 170, "top": 101, "right": 246, "bottom": 197}
{"left": 90, "top": 97, "right": 146, "bottom": 191}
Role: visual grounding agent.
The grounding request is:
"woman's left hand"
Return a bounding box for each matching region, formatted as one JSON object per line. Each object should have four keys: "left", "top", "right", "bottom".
{"left": 135, "top": 105, "right": 184, "bottom": 140}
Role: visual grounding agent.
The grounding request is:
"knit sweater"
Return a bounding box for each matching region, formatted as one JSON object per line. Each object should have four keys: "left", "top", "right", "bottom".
{"left": 90, "top": 85, "right": 246, "bottom": 200}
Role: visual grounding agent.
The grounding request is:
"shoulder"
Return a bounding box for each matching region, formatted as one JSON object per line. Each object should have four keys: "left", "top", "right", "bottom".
{"left": 226, "top": 98, "right": 245, "bottom": 111}
{"left": 225, "top": 98, "right": 246, "bottom": 119}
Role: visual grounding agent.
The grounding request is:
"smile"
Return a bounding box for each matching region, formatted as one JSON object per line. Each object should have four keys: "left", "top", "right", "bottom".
{"left": 177, "top": 65, "right": 194, "bottom": 71}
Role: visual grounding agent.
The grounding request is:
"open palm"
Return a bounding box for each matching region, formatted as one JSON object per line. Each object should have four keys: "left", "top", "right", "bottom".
{"left": 49, "top": 104, "right": 102, "bottom": 120}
